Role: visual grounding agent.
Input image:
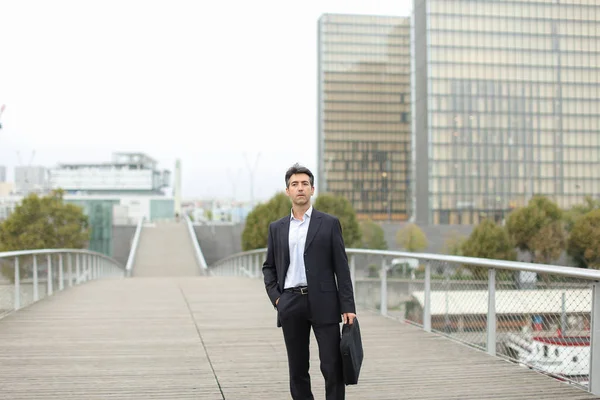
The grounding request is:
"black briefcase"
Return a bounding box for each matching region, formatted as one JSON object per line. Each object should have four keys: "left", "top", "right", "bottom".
{"left": 340, "top": 317, "right": 363, "bottom": 385}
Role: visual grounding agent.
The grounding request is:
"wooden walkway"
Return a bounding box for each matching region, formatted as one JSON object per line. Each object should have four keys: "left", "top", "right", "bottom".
{"left": 0, "top": 277, "right": 598, "bottom": 400}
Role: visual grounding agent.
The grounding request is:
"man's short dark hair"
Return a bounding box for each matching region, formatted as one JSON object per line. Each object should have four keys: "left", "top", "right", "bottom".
{"left": 285, "top": 163, "right": 315, "bottom": 188}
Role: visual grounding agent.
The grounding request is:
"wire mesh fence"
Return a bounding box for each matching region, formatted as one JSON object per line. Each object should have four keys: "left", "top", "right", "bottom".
{"left": 349, "top": 252, "right": 595, "bottom": 390}
{"left": 211, "top": 248, "right": 599, "bottom": 392}
{"left": 495, "top": 270, "right": 592, "bottom": 387}
{"left": 0, "top": 251, "right": 125, "bottom": 317}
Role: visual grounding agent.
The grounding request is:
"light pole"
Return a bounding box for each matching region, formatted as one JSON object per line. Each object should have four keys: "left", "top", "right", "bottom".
{"left": 243, "top": 152, "right": 261, "bottom": 208}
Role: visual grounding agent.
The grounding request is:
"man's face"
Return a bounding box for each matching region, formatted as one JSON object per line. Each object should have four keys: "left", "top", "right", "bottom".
{"left": 286, "top": 173, "right": 314, "bottom": 206}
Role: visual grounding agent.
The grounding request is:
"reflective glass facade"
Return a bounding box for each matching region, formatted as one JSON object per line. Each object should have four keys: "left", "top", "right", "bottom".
{"left": 414, "top": 0, "right": 600, "bottom": 225}
{"left": 318, "top": 14, "right": 411, "bottom": 221}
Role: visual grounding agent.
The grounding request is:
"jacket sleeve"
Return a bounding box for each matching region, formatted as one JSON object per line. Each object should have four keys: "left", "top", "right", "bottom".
{"left": 262, "top": 223, "right": 280, "bottom": 307}
{"left": 331, "top": 218, "right": 356, "bottom": 314}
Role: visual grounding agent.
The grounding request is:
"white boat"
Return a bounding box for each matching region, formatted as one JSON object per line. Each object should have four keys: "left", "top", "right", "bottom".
{"left": 506, "top": 332, "right": 589, "bottom": 386}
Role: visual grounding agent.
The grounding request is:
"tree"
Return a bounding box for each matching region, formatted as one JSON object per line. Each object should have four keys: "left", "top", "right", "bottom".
{"left": 395, "top": 223, "right": 428, "bottom": 252}
{"left": 0, "top": 190, "right": 89, "bottom": 252}
{"left": 359, "top": 219, "right": 387, "bottom": 250}
{"left": 529, "top": 221, "right": 566, "bottom": 264}
{"left": 565, "top": 196, "right": 600, "bottom": 232}
{"left": 443, "top": 231, "right": 466, "bottom": 256}
{"left": 241, "top": 192, "right": 291, "bottom": 251}
{"left": 461, "top": 219, "right": 516, "bottom": 279}
{"left": 205, "top": 209, "right": 213, "bottom": 221}
{"left": 442, "top": 231, "right": 467, "bottom": 277}
{"left": 0, "top": 190, "right": 90, "bottom": 281}
{"left": 568, "top": 209, "right": 600, "bottom": 269}
{"left": 313, "top": 193, "right": 362, "bottom": 248}
{"left": 506, "top": 196, "right": 564, "bottom": 262}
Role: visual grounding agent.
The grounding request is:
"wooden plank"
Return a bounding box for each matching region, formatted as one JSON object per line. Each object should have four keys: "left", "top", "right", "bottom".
{"left": 0, "top": 278, "right": 221, "bottom": 399}
{"left": 0, "top": 276, "right": 598, "bottom": 399}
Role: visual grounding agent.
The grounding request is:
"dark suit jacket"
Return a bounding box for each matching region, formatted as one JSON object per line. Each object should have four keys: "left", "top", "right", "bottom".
{"left": 262, "top": 208, "right": 356, "bottom": 327}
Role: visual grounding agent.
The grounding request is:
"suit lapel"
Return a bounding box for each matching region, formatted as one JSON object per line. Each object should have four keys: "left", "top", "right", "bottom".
{"left": 304, "top": 211, "right": 322, "bottom": 252}
{"left": 281, "top": 217, "right": 291, "bottom": 277}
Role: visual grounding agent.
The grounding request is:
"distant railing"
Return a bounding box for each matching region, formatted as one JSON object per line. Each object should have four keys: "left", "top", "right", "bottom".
{"left": 211, "top": 248, "right": 600, "bottom": 395}
{"left": 0, "top": 249, "right": 124, "bottom": 316}
{"left": 184, "top": 214, "right": 208, "bottom": 273}
{"left": 125, "top": 216, "right": 145, "bottom": 276}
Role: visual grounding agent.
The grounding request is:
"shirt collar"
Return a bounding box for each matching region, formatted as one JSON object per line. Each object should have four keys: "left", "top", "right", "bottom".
{"left": 290, "top": 205, "right": 313, "bottom": 221}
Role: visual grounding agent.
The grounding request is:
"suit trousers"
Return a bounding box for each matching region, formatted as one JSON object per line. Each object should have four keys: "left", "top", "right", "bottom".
{"left": 278, "top": 290, "right": 344, "bottom": 400}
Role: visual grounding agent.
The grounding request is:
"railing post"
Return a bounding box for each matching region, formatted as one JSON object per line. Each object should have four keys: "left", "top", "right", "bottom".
{"left": 67, "top": 254, "right": 73, "bottom": 287}
{"left": 47, "top": 254, "right": 53, "bottom": 296}
{"left": 14, "top": 257, "right": 20, "bottom": 311}
{"left": 380, "top": 258, "right": 387, "bottom": 316}
{"left": 32, "top": 255, "right": 39, "bottom": 302}
{"left": 590, "top": 281, "right": 600, "bottom": 395}
{"left": 256, "top": 254, "right": 261, "bottom": 278}
{"left": 85, "top": 255, "right": 90, "bottom": 281}
{"left": 487, "top": 268, "right": 497, "bottom": 356}
{"left": 58, "top": 254, "right": 64, "bottom": 291}
{"left": 424, "top": 263, "right": 431, "bottom": 332}
{"left": 76, "top": 254, "right": 81, "bottom": 283}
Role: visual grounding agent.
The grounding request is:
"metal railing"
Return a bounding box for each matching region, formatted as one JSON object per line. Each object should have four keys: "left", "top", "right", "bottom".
{"left": 184, "top": 214, "right": 208, "bottom": 274}
{"left": 210, "top": 248, "right": 600, "bottom": 395}
{"left": 211, "top": 248, "right": 266, "bottom": 278}
{"left": 125, "top": 216, "right": 144, "bottom": 277}
{"left": 0, "top": 249, "right": 124, "bottom": 316}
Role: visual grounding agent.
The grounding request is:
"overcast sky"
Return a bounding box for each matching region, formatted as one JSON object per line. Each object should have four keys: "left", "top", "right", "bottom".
{"left": 0, "top": 0, "right": 411, "bottom": 201}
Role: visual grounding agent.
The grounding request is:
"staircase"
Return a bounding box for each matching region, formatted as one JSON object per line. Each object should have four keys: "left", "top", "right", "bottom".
{"left": 132, "top": 221, "right": 201, "bottom": 277}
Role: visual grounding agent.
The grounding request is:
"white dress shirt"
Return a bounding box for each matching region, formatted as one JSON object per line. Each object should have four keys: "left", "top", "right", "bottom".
{"left": 284, "top": 206, "right": 312, "bottom": 289}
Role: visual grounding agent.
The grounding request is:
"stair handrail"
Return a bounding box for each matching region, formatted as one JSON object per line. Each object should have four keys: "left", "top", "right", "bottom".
{"left": 125, "top": 216, "right": 145, "bottom": 276}
{"left": 184, "top": 213, "right": 208, "bottom": 273}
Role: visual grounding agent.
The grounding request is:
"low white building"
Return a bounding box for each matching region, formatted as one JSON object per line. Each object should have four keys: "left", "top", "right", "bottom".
{"left": 49, "top": 152, "right": 170, "bottom": 195}
{"left": 0, "top": 193, "right": 175, "bottom": 224}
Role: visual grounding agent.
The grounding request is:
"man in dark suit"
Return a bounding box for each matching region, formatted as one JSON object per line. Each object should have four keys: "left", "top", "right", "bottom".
{"left": 263, "top": 163, "right": 356, "bottom": 400}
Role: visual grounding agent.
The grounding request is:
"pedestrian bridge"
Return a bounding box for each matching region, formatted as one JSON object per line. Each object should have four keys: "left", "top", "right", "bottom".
{"left": 0, "top": 218, "right": 599, "bottom": 399}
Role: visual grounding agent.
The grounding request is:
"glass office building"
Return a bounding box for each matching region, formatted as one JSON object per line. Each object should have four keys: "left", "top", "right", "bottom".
{"left": 413, "top": 0, "right": 600, "bottom": 225}
{"left": 318, "top": 14, "right": 412, "bottom": 221}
